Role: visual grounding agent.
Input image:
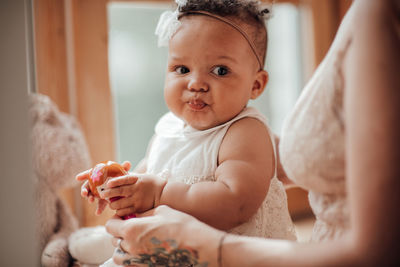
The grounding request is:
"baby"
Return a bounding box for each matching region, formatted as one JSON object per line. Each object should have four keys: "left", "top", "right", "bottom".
{"left": 78, "top": 0, "right": 296, "bottom": 264}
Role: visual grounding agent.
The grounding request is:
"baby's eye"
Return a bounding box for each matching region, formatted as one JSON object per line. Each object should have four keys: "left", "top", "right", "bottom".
{"left": 212, "top": 66, "right": 229, "bottom": 76}
{"left": 175, "top": 66, "right": 190, "bottom": 74}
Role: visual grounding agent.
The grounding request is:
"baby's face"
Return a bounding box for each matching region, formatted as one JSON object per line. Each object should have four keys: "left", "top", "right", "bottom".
{"left": 164, "top": 15, "right": 262, "bottom": 130}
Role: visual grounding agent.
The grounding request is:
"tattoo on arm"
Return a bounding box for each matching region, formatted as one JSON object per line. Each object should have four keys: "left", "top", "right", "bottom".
{"left": 123, "top": 237, "right": 208, "bottom": 267}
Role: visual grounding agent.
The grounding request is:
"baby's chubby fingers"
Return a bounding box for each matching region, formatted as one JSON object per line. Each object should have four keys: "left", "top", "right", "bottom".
{"left": 108, "top": 195, "right": 135, "bottom": 210}
{"left": 106, "top": 174, "right": 139, "bottom": 188}
{"left": 75, "top": 168, "right": 92, "bottom": 181}
{"left": 80, "top": 181, "right": 89, "bottom": 197}
{"left": 116, "top": 206, "right": 136, "bottom": 218}
{"left": 99, "top": 175, "right": 139, "bottom": 200}
{"left": 121, "top": 161, "right": 132, "bottom": 172}
{"left": 80, "top": 181, "right": 95, "bottom": 203}
{"left": 95, "top": 199, "right": 108, "bottom": 215}
{"left": 76, "top": 168, "right": 97, "bottom": 202}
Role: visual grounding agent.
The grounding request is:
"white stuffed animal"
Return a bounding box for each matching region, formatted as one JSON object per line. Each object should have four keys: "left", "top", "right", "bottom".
{"left": 69, "top": 226, "right": 115, "bottom": 266}
{"left": 30, "top": 93, "right": 91, "bottom": 266}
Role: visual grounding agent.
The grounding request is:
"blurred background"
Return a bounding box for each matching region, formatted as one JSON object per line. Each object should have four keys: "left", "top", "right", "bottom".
{"left": 1, "top": 0, "right": 352, "bottom": 264}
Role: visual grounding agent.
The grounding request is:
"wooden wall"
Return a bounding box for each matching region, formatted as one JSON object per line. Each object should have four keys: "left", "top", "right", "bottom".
{"left": 303, "top": 0, "right": 352, "bottom": 68}
{"left": 34, "top": 0, "right": 116, "bottom": 226}
{"left": 33, "top": 0, "right": 351, "bottom": 226}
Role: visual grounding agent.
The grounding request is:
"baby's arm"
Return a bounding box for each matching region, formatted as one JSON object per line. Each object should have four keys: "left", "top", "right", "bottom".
{"left": 103, "top": 118, "right": 273, "bottom": 230}
{"left": 159, "top": 117, "right": 273, "bottom": 230}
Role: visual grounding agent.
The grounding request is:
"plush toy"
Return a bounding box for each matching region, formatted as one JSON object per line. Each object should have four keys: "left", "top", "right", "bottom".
{"left": 68, "top": 226, "right": 115, "bottom": 266}
{"left": 30, "top": 93, "right": 91, "bottom": 267}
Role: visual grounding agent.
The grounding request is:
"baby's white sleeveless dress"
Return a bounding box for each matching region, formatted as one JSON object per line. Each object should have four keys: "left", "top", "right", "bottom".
{"left": 146, "top": 107, "right": 296, "bottom": 240}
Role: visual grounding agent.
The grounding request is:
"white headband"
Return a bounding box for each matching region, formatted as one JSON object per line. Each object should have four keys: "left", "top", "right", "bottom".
{"left": 155, "top": 2, "right": 273, "bottom": 70}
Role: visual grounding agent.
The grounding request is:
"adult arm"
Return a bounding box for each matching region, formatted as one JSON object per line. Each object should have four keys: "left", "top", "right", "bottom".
{"left": 342, "top": 0, "right": 400, "bottom": 263}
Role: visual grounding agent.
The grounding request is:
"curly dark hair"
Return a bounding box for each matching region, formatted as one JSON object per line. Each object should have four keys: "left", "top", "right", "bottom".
{"left": 178, "top": 0, "right": 269, "bottom": 67}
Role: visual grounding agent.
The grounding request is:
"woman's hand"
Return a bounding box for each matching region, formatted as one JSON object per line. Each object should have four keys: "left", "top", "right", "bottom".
{"left": 99, "top": 173, "right": 167, "bottom": 217}
{"left": 75, "top": 161, "right": 132, "bottom": 215}
{"left": 105, "top": 205, "right": 223, "bottom": 266}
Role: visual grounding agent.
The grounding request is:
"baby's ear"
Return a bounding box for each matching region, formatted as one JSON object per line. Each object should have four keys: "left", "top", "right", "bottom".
{"left": 250, "top": 70, "right": 269, "bottom": 99}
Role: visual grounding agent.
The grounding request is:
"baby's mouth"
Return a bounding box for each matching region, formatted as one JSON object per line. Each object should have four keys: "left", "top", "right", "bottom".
{"left": 187, "top": 99, "right": 207, "bottom": 110}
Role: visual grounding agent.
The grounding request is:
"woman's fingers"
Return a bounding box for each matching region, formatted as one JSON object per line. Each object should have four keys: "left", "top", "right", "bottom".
{"left": 107, "top": 207, "right": 200, "bottom": 266}
{"left": 105, "top": 207, "right": 197, "bottom": 266}
{"left": 112, "top": 250, "right": 140, "bottom": 266}
{"left": 105, "top": 211, "right": 158, "bottom": 238}
{"left": 111, "top": 246, "right": 138, "bottom": 266}
{"left": 105, "top": 216, "right": 125, "bottom": 237}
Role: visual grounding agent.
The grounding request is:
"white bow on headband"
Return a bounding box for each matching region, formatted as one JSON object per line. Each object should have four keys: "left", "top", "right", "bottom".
{"left": 154, "top": 0, "right": 274, "bottom": 49}
{"left": 155, "top": 9, "right": 181, "bottom": 47}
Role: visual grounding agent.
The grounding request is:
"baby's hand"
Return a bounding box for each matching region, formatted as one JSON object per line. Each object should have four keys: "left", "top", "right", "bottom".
{"left": 75, "top": 161, "right": 132, "bottom": 215}
{"left": 99, "top": 173, "right": 167, "bottom": 217}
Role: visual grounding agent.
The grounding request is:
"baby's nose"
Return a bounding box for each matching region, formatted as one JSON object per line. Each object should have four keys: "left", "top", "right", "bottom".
{"left": 188, "top": 75, "right": 209, "bottom": 92}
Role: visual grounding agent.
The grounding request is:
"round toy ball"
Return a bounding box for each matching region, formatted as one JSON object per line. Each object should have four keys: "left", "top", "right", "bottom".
{"left": 88, "top": 161, "right": 127, "bottom": 198}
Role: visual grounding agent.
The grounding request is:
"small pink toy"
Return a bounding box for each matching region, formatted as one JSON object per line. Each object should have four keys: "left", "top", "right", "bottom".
{"left": 88, "top": 161, "right": 136, "bottom": 219}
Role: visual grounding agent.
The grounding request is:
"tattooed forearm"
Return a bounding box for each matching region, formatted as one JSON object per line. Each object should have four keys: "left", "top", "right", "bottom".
{"left": 122, "top": 237, "right": 208, "bottom": 267}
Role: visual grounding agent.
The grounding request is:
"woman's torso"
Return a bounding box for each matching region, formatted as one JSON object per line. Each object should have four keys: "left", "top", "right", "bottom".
{"left": 279, "top": 4, "right": 359, "bottom": 242}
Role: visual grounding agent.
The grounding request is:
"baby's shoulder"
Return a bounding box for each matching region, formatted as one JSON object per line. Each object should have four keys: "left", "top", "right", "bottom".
{"left": 229, "top": 116, "right": 269, "bottom": 135}
{"left": 220, "top": 116, "right": 273, "bottom": 156}
{"left": 218, "top": 115, "right": 275, "bottom": 175}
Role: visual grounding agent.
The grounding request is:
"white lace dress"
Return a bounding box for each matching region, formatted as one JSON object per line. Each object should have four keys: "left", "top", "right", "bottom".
{"left": 146, "top": 107, "right": 296, "bottom": 240}
{"left": 279, "top": 3, "right": 357, "bottom": 242}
